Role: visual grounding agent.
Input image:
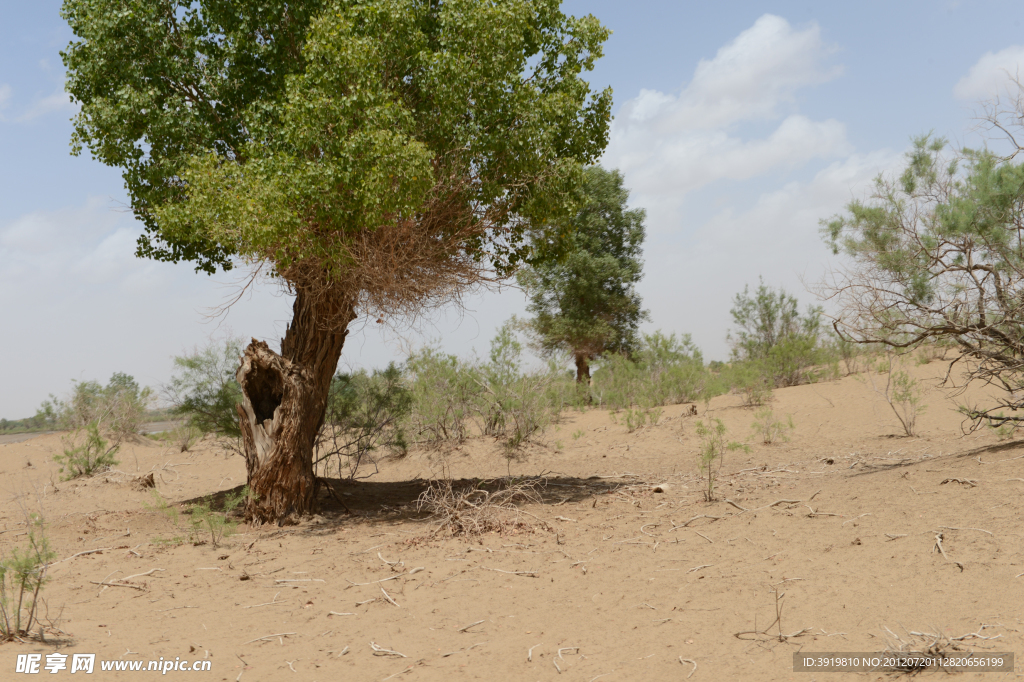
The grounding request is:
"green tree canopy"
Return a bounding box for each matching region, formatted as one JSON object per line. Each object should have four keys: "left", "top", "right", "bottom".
{"left": 728, "top": 279, "right": 825, "bottom": 387}
{"left": 62, "top": 0, "right": 613, "bottom": 522}
{"left": 821, "top": 134, "right": 1024, "bottom": 428}
{"left": 517, "top": 166, "right": 647, "bottom": 383}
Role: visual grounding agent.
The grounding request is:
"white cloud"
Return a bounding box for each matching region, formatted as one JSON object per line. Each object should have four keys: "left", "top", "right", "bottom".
{"left": 0, "top": 84, "right": 11, "bottom": 118}
{"left": 954, "top": 46, "right": 1024, "bottom": 101}
{"left": 605, "top": 15, "right": 847, "bottom": 208}
{"left": 17, "top": 89, "right": 78, "bottom": 122}
{"left": 637, "top": 150, "right": 902, "bottom": 359}
{"left": 0, "top": 199, "right": 291, "bottom": 418}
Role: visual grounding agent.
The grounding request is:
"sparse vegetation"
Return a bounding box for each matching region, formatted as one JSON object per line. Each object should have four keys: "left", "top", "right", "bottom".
{"left": 406, "top": 325, "right": 567, "bottom": 454}
{"left": 591, "top": 332, "right": 710, "bottom": 410}
{"left": 694, "top": 418, "right": 747, "bottom": 502}
{"left": 186, "top": 488, "right": 248, "bottom": 548}
{"left": 146, "top": 488, "right": 247, "bottom": 548}
{"left": 54, "top": 421, "right": 120, "bottom": 480}
{"left": 38, "top": 373, "right": 153, "bottom": 440}
{"left": 871, "top": 353, "right": 926, "bottom": 437}
{"left": 751, "top": 407, "right": 795, "bottom": 445}
{"left": 316, "top": 364, "right": 412, "bottom": 479}
{"left": 728, "top": 279, "right": 833, "bottom": 390}
{"left": 0, "top": 513, "right": 56, "bottom": 640}
{"left": 165, "top": 338, "right": 245, "bottom": 441}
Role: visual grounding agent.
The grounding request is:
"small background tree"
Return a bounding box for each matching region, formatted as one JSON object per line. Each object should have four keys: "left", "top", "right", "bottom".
{"left": 518, "top": 166, "right": 647, "bottom": 386}
{"left": 728, "top": 279, "right": 827, "bottom": 392}
{"left": 40, "top": 373, "right": 152, "bottom": 478}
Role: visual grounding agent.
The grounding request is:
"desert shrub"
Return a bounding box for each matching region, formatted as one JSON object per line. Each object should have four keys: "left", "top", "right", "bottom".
{"left": 145, "top": 422, "right": 203, "bottom": 452}
{"left": 728, "top": 280, "right": 832, "bottom": 388}
{"left": 148, "top": 489, "right": 247, "bottom": 548}
{"left": 721, "top": 361, "right": 774, "bottom": 407}
{"left": 828, "top": 330, "right": 871, "bottom": 376}
{"left": 0, "top": 514, "right": 55, "bottom": 640}
{"left": 165, "top": 338, "right": 244, "bottom": 440}
{"left": 694, "top": 418, "right": 746, "bottom": 501}
{"left": 474, "top": 325, "right": 564, "bottom": 452}
{"left": 872, "top": 355, "right": 925, "bottom": 437}
{"left": 54, "top": 422, "right": 120, "bottom": 480}
{"left": 751, "top": 407, "right": 794, "bottom": 444}
{"left": 315, "top": 363, "right": 412, "bottom": 479}
{"left": 186, "top": 488, "right": 247, "bottom": 548}
{"left": 39, "top": 373, "right": 153, "bottom": 440}
{"left": 406, "top": 347, "right": 479, "bottom": 446}
{"left": 592, "top": 331, "right": 711, "bottom": 409}
{"left": 407, "top": 326, "right": 567, "bottom": 452}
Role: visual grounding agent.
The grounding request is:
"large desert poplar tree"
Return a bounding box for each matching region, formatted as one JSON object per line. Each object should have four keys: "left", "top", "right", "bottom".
{"left": 62, "top": 0, "right": 612, "bottom": 523}
{"left": 517, "top": 166, "right": 647, "bottom": 384}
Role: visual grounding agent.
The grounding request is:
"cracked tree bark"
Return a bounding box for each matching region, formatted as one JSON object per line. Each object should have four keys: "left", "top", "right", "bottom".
{"left": 235, "top": 288, "right": 355, "bottom": 524}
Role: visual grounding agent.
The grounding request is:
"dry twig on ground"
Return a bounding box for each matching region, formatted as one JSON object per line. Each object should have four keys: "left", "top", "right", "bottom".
{"left": 415, "top": 477, "right": 548, "bottom": 537}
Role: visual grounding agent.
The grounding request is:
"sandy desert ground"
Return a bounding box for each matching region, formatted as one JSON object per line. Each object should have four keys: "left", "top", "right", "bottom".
{"left": 0, "top": 359, "right": 1021, "bottom": 681}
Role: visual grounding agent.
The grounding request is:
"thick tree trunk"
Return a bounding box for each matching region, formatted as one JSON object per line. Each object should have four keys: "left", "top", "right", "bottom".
{"left": 575, "top": 353, "right": 591, "bottom": 384}
{"left": 236, "top": 289, "right": 355, "bottom": 524}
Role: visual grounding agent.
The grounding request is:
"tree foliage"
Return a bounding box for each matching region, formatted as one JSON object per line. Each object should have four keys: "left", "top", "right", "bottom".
{"left": 821, "top": 133, "right": 1024, "bottom": 428}
{"left": 728, "top": 279, "right": 825, "bottom": 387}
{"left": 518, "top": 166, "right": 647, "bottom": 382}
{"left": 64, "top": 0, "right": 613, "bottom": 302}
{"left": 166, "top": 338, "right": 245, "bottom": 439}
{"left": 63, "top": 0, "right": 613, "bottom": 522}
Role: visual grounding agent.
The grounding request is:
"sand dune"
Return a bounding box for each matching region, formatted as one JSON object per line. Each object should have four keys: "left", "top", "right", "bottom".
{"left": 0, "top": 361, "right": 1020, "bottom": 680}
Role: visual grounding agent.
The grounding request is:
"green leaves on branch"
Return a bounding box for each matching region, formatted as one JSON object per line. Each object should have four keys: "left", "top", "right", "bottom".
{"left": 166, "top": 338, "right": 245, "bottom": 440}
{"left": 64, "top": 0, "right": 613, "bottom": 298}
{"left": 821, "top": 132, "right": 1024, "bottom": 429}
{"left": 518, "top": 166, "right": 647, "bottom": 382}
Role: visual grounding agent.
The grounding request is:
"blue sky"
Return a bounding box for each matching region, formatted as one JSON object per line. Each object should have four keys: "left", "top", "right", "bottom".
{"left": 3, "top": 1, "right": 1024, "bottom": 418}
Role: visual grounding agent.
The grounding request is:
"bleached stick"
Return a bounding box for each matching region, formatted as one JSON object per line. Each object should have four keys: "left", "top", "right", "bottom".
{"left": 370, "top": 641, "right": 406, "bottom": 657}
{"left": 241, "top": 632, "right": 296, "bottom": 645}
{"left": 380, "top": 586, "right": 400, "bottom": 607}
{"left": 480, "top": 566, "right": 538, "bottom": 577}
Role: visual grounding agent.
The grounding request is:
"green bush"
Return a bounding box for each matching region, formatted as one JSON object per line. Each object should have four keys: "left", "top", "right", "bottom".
{"left": 728, "top": 280, "right": 833, "bottom": 388}
{"left": 315, "top": 363, "right": 412, "bottom": 478}
{"left": 39, "top": 373, "right": 153, "bottom": 440}
{"left": 166, "top": 338, "right": 244, "bottom": 440}
{"left": 54, "top": 422, "right": 120, "bottom": 480}
{"left": 694, "top": 419, "right": 747, "bottom": 501}
{"left": 186, "top": 488, "right": 247, "bottom": 548}
{"left": 406, "top": 347, "right": 479, "bottom": 447}
{"left": 591, "top": 331, "right": 711, "bottom": 410}
{"left": 751, "top": 407, "right": 794, "bottom": 444}
{"left": 0, "top": 514, "right": 56, "bottom": 640}
{"left": 695, "top": 419, "right": 727, "bottom": 502}
{"left": 474, "top": 325, "right": 564, "bottom": 452}
{"left": 721, "top": 361, "right": 774, "bottom": 407}
{"left": 406, "top": 325, "right": 569, "bottom": 453}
